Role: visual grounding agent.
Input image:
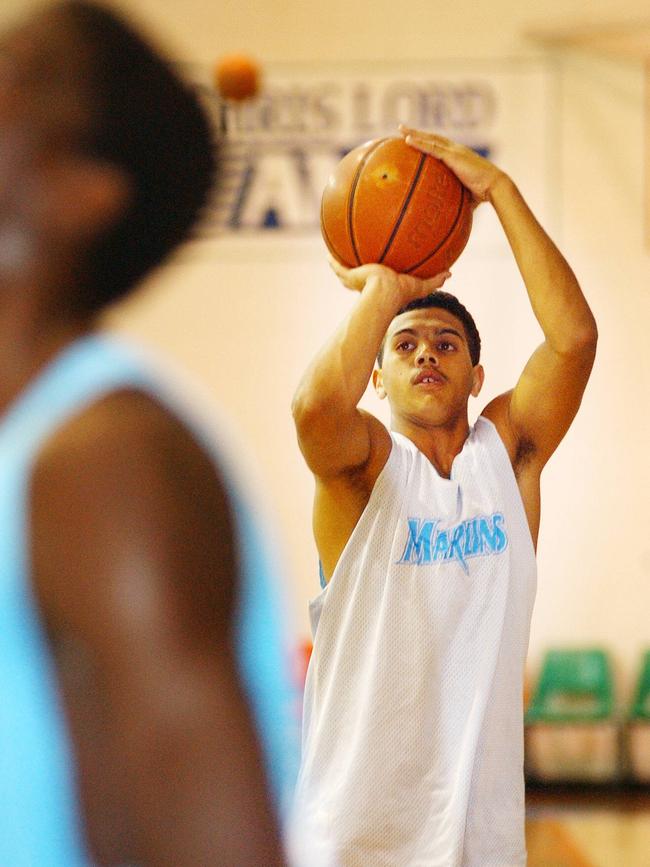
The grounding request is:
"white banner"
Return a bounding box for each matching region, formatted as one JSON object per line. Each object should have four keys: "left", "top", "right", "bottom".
{"left": 193, "top": 60, "right": 557, "bottom": 249}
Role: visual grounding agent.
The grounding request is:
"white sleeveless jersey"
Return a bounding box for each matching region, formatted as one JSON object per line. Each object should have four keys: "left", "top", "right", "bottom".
{"left": 290, "top": 417, "right": 537, "bottom": 867}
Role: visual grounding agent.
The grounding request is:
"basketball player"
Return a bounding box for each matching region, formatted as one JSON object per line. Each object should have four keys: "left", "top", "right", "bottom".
{"left": 290, "top": 127, "right": 597, "bottom": 866}
{"left": 0, "top": 2, "right": 291, "bottom": 864}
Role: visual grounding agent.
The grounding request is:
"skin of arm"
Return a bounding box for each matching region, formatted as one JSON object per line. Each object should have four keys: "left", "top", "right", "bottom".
{"left": 31, "top": 390, "right": 285, "bottom": 867}
{"left": 292, "top": 265, "right": 450, "bottom": 577}
{"left": 292, "top": 264, "right": 450, "bottom": 478}
{"left": 401, "top": 126, "right": 598, "bottom": 541}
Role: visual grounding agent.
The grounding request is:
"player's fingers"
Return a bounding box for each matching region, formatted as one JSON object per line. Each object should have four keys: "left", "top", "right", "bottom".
{"left": 399, "top": 124, "right": 450, "bottom": 143}
{"left": 327, "top": 252, "right": 348, "bottom": 269}
{"left": 327, "top": 253, "right": 346, "bottom": 276}
{"left": 399, "top": 125, "right": 453, "bottom": 152}
{"left": 328, "top": 256, "right": 378, "bottom": 292}
{"left": 420, "top": 270, "right": 452, "bottom": 292}
{"left": 399, "top": 270, "right": 450, "bottom": 300}
{"left": 405, "top": 134, "right": 450, "bottom": 156}
{"left": 328, "top": 259, "right": 355, "bottom": 291}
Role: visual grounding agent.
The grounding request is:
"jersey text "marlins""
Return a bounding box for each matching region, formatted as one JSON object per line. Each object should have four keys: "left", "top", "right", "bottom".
{"left": 397, "top": 513, "right": 507, "bottom": 573}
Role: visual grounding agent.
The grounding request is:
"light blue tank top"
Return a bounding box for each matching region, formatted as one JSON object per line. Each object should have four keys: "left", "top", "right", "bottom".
{"left": 0, "top": 333, "right": 296, "bottom": 866}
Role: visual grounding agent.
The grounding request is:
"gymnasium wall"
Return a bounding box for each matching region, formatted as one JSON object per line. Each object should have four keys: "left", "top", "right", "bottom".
{"left": 3, "top": 0, "right": 649, "bottom": 699}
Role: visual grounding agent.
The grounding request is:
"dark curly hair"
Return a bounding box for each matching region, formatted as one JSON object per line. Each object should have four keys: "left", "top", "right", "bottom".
{"left": 377, "top": 291, "right": 481, "bottom": 367}
{"left": 54, "top": 1, "right": 217, "bottom": 312}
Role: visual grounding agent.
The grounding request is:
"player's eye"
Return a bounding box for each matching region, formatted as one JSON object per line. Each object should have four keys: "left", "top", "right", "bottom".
{"left": 437, "top": 341, "right": 456, "bottom": 352}
{"left": 396, "top": 341, "right": 414, "bottom": 352}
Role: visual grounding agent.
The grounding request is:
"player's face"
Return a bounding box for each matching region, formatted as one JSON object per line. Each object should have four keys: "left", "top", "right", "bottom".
{"left": 0, "top": 12, "right": 93, "bottom": 265}
{"left": 374, "top": 307, "right": 483, "bottom": 428}
{"left": 0, "top": 9, "right": 92, "bottom": 149}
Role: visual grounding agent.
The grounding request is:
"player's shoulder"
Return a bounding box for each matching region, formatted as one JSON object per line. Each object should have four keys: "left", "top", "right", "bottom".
{"left": 30, "top": 389, "right": 239, "bottom": 669}
{"left": 33, "top": 388, "right": 226, "bottom": 514}
{"left": 48, "top": 386, "right": 195, "bottom": 451}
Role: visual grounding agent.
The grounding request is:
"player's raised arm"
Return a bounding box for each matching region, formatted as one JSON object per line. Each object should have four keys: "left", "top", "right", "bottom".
{"left": 291, "top": 260, "right": 449, "bottom": 479}
{"left": 401, "top": 126, "right": 597, "bottom": 474}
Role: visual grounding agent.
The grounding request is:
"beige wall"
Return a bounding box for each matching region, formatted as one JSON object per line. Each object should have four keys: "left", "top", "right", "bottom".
{"left": 5, "top": 0, "right": 649, "bottom": 63}
{"left": 5, "top": 0, "right": 649, "bottom": 699}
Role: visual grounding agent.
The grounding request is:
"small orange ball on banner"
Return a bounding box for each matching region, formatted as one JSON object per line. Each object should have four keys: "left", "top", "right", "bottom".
{"left": 214, "top": 53, "right": 261, "bottom": 101}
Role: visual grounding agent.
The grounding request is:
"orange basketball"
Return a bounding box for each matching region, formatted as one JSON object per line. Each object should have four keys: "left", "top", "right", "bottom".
{"left": 321, "top": 137, "right": 473, "bottom": 278}
{"left": 214, "top": 53, "right": 260, "bottom": 101}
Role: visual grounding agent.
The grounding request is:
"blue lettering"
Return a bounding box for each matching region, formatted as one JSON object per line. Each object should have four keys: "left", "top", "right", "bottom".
{"left": 432, "top": 530, "right": 449, "bottom": 561}
{"left": 397, "top": 512, "right": 508, "bottom": 572}
{"left": 446, "top": 524, "right": 469, "bottom": 573}
{"left": 469, "top": 518, "right": 481, "bottom": 555}
{"left": 491, "top": 513, "right": 507, "bottom": 552}
{"left": 463, "top": 520, "right": 473, "bottom": 556}
{"left": 478, "top": 514, "right": 508, "bottom": 553}
{"left": 399, "top": 519, "right": 437, "bottom": 564}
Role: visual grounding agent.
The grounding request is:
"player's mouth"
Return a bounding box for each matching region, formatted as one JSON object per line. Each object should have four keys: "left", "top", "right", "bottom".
{"left": 413, "top": 369, "right": 446, "bottom": 387}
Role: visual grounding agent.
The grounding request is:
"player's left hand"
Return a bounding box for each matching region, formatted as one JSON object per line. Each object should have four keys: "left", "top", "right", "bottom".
{"left": 399, "top": 124, "right": 507, "bottom": 207}
{"left": 328, "top": 254, "right": 450, "bottom": 300}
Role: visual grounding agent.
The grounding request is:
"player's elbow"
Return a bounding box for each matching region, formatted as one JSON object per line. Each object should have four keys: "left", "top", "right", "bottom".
{"left": 291, "top": 387, "right": 330, "bottom": 434}
{"left": 291, "top": 388, "right": 348, "bottom": 476}
{"left": 291, "top": 389, "right": 309, "bottom": 431}
{"left": 572, "top": 318, "right": 598, "bottom": 359}
{"left": 556, "top": 315, "right": 598, "bottom": 360}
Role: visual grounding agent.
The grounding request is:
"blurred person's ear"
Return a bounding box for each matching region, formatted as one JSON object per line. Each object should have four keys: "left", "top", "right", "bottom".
{"left": 36, "top": 156, "right": 132, "bottom": 245}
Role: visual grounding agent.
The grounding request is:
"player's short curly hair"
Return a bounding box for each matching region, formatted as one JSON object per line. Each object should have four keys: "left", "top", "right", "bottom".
{"left": 377, "top": 291, "right": 481, "bottom": 367}
{"left": 56, "top": 1, "right": 217, "bottom": 313}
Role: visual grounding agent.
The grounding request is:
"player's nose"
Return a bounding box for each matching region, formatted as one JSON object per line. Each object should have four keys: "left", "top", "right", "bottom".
{"left": 416, "top": 344, "right": 438, "bottom": 365}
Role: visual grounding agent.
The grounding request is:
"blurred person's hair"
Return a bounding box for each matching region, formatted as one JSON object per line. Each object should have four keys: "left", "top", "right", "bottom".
{"left": 60, "top": 0, "right": 217, "bottom": 313}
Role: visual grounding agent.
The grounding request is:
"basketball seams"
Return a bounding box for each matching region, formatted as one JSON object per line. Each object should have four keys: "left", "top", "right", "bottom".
{"left": 320, "top": 196, "right": 338, "bottom": 259}
{"left": 348, "top": 138, "right": 390, "bottom": 266}
{"left": 378, "top": 152, "right": 427, "bottom": 266}
{"left": 322, "top": 136, "right": 472, "bottom": 277}
{"left": 406, "top": 183, "right": 468, "bottom": 275}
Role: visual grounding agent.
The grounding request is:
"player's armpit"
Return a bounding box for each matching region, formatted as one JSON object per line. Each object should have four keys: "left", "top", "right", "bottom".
{"left": 312, "top": 412, "right": 393, "bottom": 581}
{"left": 30, "top": 390, "right": 285, "bottom": 867}
{"left": 483, "top": 335, "right": 597, "bottom": 473}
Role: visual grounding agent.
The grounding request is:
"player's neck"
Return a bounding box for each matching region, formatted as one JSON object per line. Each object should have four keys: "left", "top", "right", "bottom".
{"left": 391, "top": 412, "right": 471, "bottom": 479}
{"left": 0, "top": 285, "right": 93, "bottom": 416}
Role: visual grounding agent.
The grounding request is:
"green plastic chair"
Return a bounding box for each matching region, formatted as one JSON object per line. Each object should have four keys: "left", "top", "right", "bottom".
{"left": 525, "top": 648, "right": 614, "bottom": 724}
{"left": 630, "top": 650, "right": 650, "bottom": 721}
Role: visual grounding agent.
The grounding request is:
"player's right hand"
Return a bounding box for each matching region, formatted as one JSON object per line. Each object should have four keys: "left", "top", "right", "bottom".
{"left": 399, "top": 125, "right": 507, "bottom": 206}
{"left": 328, "top": 255, "right": 451, "bottom": 301}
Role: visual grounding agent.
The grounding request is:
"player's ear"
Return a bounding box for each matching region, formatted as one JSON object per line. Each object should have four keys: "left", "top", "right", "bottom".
{"left": 43, "top": 156, "right": 132, "bottom": 244}
{"left": 470, "top": 364, "right": 484, "bottom": 398}
{"left": 373, "top": 367, "right": 387, "bottom": 400}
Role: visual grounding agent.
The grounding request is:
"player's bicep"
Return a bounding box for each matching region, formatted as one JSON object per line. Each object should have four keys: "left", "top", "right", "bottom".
{"left": 30, "top": 394, "right": 237, "bottom": 657}
{"left": 294, "top": 403, "right": 387, "bottom": 479}
{"left": 484, "top": 340, "right": 595, "bottom": 469}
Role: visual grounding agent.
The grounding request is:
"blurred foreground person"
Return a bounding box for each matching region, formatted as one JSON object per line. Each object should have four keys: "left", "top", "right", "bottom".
{"left": 0, "top": 2, "right": 292, "bottom": 864}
